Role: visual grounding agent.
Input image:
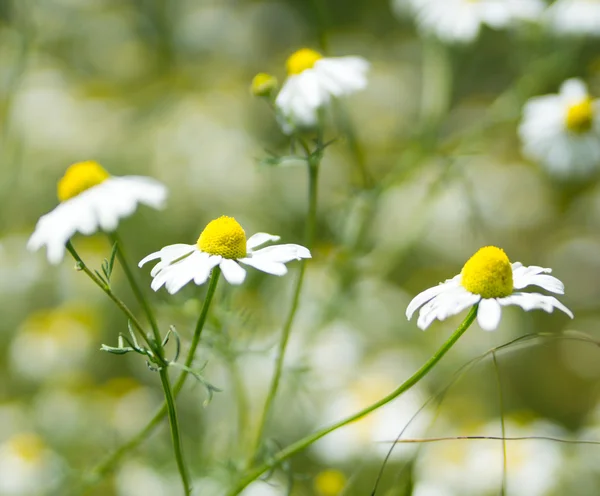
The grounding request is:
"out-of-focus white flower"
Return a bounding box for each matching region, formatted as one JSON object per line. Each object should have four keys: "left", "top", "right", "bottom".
{"left": 9, "top": 307, "right": 96, "bottom": 382}
{"left": 545, "top": 0, "right": 600, "bottom": 37}
{"left": 139, "top": 215, "right": 310, "bottom": 292}
{"left": 27, "top": 161, "right": 167, "bottom": 264}
{"left": 312, "top": 371, "right": 430, "bottom": 463}
{"left": 0, "top": 434, "right": 62, "bottom": 496}
{"left": 413, "top": 419, "right": 564, "bottom": 496}
{"left": 115, "top": 461, "right": 171, "bottom": 496}
{"left": 395, "top": 0, "right": 544, "bottom": 44}
{"left": 275, "top": 48, "right": 369, "bottom": 134}
{"left": 519, "top": 79, "right": 600, "bottom": 177}
{"left": 240, "top": 480, "right": 287, "bottom": 496}
{"left": 406, "top": 246, "right": 573, "bottom": 331}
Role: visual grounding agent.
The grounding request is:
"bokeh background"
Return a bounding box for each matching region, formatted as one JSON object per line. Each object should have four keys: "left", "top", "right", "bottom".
{"left": 1, "top": 0, "right": 600, "bottom": 495}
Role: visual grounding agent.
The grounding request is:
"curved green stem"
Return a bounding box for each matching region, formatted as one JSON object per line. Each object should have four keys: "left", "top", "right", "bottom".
{"left": 230, "top": 307, "right": 477, "bottom": 495}
{"left": 248, "top": 149, "right": 320, "bottom": 463}
{"left": 84, "top": 268, "right": 221, "bottom": 485}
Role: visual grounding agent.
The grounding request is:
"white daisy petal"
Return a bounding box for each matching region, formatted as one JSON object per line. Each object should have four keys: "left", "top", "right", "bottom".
{"left": 219, "top": 259, "right": 247, "bottom": 285}
{"left": 238, "top": 257, "right": 288, "bottom": 276}
{"left": 250, "top": 244, "right": 311, "bottom": 263}
{"left": 194, "top": 255, "right": 221, "bottom": 285}
{"left": 417, "top": 287, "right": 480, "bottom": 331}
{"left": 246, "top": 233, "right": 281, "bottom": 250}
{"left": 498, "top": 292, "right": 574, "bottom": 319}
{"left": 406, "top": 275, "right": 461, "bottom": 320}
{"left": 477, "top": 298, "right": 503, "bottom": 331}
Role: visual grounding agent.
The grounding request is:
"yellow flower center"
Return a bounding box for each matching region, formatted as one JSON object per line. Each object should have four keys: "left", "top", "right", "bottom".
{"left": 314, "top": 469, "right": 347, "bottom": 496}
{"left": 197, "top": 216, "right": 247, "bottom": 259}
{"left": 566, "top": 98, "right": 594, "bottom": 133}
{"left": 57, "top": 161, "right": 110, "bottom": 202}
{"left": 461, "top": 246, "right": 513, "bottom": 299}
{"left": 286, "top": 48, "right": 323, "bottom": 76}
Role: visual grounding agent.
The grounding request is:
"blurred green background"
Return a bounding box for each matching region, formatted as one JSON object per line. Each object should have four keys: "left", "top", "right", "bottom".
{"left": 2, "top": 0, "right": 600, "bottom": 495}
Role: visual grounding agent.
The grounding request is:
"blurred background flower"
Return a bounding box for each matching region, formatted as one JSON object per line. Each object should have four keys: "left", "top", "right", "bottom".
{"left": 2, "top": 0, "right": 600, "bottom": 494}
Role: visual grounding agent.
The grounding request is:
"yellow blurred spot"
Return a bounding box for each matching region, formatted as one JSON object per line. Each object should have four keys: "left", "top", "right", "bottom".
{"left": 566, "top": 98, "right": 594, "bottom": 133}
{"left": 286, "top": 48, "right": 323, "bottom": 76}
{"left": 314, "top": 469, "right": 346, "bottom": 496}
{"left": 103, "top": 377, "right": 141, "bottom": 397}
{"left": 461, "top": 246, "right": 513, "bottom": 298}
{"left": 251, "top": 73, "right": 278, "bottom": 97}
{"left": 57, "top": 161, "right": 110, "bottom": 202}
{"left": 197, "top": 216, "right": 247, "bottom": 259}
{"left": 8, "top": 434, "right": 45, "bottom": 463}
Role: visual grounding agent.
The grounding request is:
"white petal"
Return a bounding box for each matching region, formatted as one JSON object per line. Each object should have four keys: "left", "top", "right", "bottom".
{"left": 238, "top": 257, "right": 288, "bottom": 276}
{"left": 150, "top": 255, "right": 196, "bottom": 292}
{"left": 498, "top": 292, "right": 574, "bottom": 319}
{"left": 139, "top": 244, "right": 195, "bottom": 268}
{"left": 416, "top": 286, "right": 480, "bottom": 331}
{"left": 250, "top": 244, "right": 311, "bottom": 263}
{"left": 193, "top": 254, "right": 221, "bottom": 285}
{"left": 477, "top": 299, "right": 502, "bottom": 331}
{"left": 246, "top": 232, "right": 281, "bottom": 250}
{"left": 219, "top": 259, "right": 246, "bottom": 285}
{"left": 512, "top": 264, "right": 565, "bottom": 294}
{"left": 406, "top": 275, "right": 461, "bottom": 320}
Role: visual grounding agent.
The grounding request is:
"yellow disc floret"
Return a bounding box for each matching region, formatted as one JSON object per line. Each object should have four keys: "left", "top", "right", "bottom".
{"left": 461, "top": 246, "right": 513, "bottom": 299}
{"left": 286, "top": 48, "right": 323, "bottom": 76}
{"left": 566, "top": 98, "right": 594, "bottom": 133}
{"left": 8, "top": 434, "right": 45, "bottom": 462}
{"left": 197, "top": 216, "right": 247, "bottom": 259}
{"left": 57, "top": 161, "right": 110, "bottom": 202}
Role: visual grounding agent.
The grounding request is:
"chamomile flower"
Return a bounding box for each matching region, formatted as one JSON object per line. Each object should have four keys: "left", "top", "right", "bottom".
{"left": 406, "top": 246, "right": 573, "bottom": 331}
{"left": 27, "top": 161, "right": 167, "bottom": 264}
{"left": 396, "top": 0, "right": 544, "bottom": 44}
{"left": 519, "top": 79, "right": 600, "bottom": 177}
{"left": 545, "top": 0, "right": 600, "bottom": 37}
{"left": 275, "top": 48, "right": 369, "bottom": 134}
{"left": 139, "top": 216, "right": 311, "bottom": 292}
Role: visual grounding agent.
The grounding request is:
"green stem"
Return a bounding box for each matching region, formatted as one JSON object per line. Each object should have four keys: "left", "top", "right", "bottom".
{"left": 66, "top": 241, "right": 153, "bottom": 351}
{"left": 159, "top": 367, "right": 192, "bottom": 495}
{"left": 248, "top": 151, "right": 319, "bottom": 463}
{"left": 68, "top": 240, "right": 191, "bottom": 494}
{"left": 230, "top": 306, "right": 477, "bottom": 495}
{"left": 108, "top": 231, "right": 162, "bottom": 350}
{"left": 85, "top": 268, "right": 221, "bottom": 484}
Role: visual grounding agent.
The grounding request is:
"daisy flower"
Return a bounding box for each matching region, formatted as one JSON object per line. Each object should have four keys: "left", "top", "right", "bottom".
{"left": 396, "top": 0, "right": 544, "bottom": 44}
{"left": 406, "top": 246, "right": 573, "bottom": 331}
{"left": 139, "top": 216, "right": 311, "bottom": 293}
{"left": 545, "top": 0, "right": 600, "bottom": 37}
{"left": 275, "top": 48, "right": 369, "bottom": 134}
{"left": 519, "top": 79, "right": 600, "bottom": 177}
{"left": 27, "top": 161, "right": 167, "bottom": 264}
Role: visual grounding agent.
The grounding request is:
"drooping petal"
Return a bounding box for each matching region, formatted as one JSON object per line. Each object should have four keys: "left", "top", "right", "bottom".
{"left": 139, "top": 244, "right": 195, "bottom": 268}
{"left": 406, "top": 275, "right": 461, "bottom": 320}
{"left": 219, "top": 259, "right": 246, "bottom": 285}
{"left": 246, "top": 232, "right": 281, "bottom": 250}
{"left": 477, "top": 298, "right": 503, "bottom": 331}
{"left": 416, "top": 286, "right": 480, "bottom": 331}
{"left": 498, "top": 292, "right": 574, "bottom": 319}
{"left": 150, "top": 254, "right": 197, "bottom": 292}
{"left": 193, "top": 254, "right": 221, "bottom": 285}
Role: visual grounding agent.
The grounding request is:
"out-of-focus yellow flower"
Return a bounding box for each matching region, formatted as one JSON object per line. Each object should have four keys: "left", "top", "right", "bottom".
{"left": 314, "top": 469, "right": 346, "bottom": 496}
{"left": 251, "top": 73, "right": 278, "bottom": 97}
